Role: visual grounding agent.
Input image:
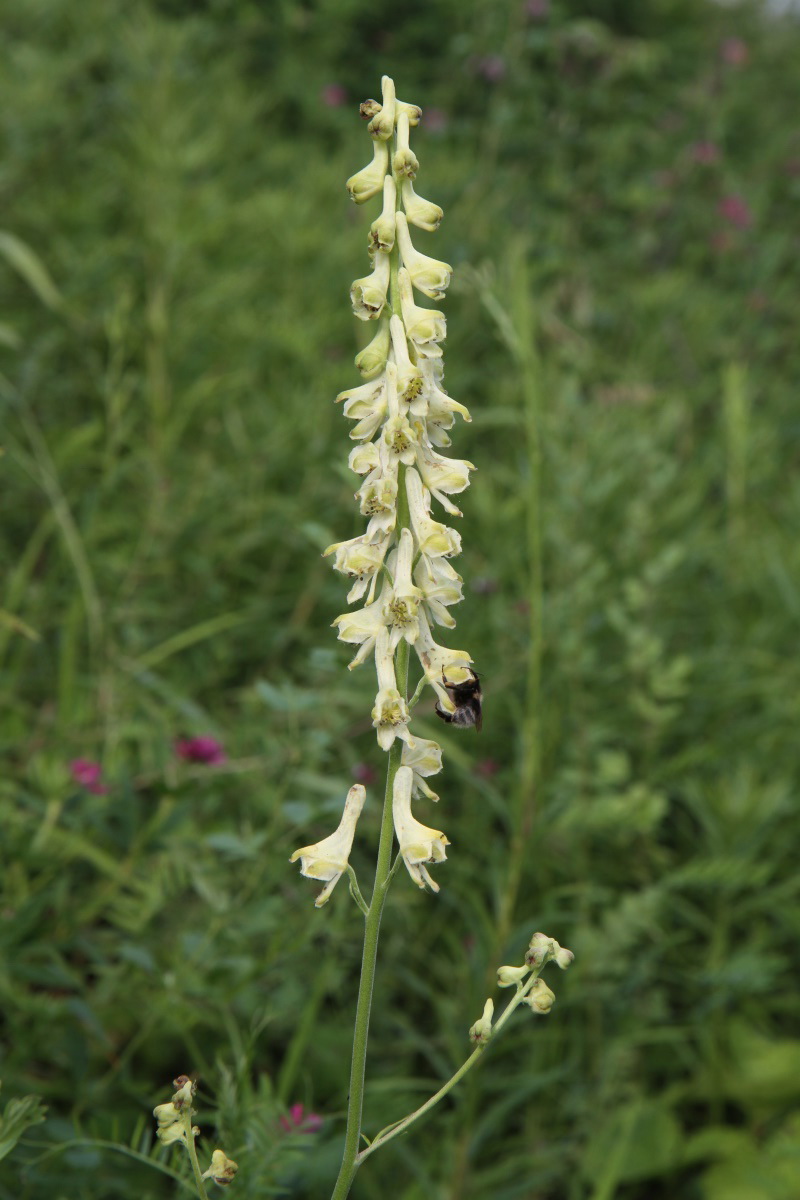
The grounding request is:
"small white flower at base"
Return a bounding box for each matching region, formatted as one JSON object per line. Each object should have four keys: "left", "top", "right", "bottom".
{"left": 392, "top": 765, "right": 449, "bottom": 891}
{"left": 202, "top": 1148, "right": 239, "bottom": 1187}
{"left": 497, "top": 964, "right": 529, "bottom": 989}
{"left": 522, "top": 978, "right": 556, "bottom": 1015}
{"left": 290, "top": 785, "right": 367, "bottom": 907}
{"left": 346, "top": 137, "right": 389, "bottom": 204}
{"left": 469, "top": 998, "right": 494, "bottom": 1044}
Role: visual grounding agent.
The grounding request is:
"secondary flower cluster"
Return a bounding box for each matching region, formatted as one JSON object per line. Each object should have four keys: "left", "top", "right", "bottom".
{"left": 292, "top": 77, "right": 476, "bottom": 904}
{"left": 153, "top": 1075, "right": 238, "bottom": 1186}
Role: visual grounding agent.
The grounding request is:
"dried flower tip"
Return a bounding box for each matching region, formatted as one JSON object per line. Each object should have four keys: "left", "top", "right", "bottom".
{"left": 469, "top": 998, "right": 494, "bottom": 1044}
{"left": 368, "top": 75, "right": 397, "bottom": 140}
{"left": 347, "top": 137, "right": 389, "bottom": 204}
{"left": 497, "top": 964, "right": 529, "bottom": 988}
{"left": 397, "top": 99, "right": 422, "bottom": 126}
{"left": 522, "top": 978, "right": 556, "bottom": 1015}
{"left": 171, "top": 1076, "right": 195, "bottom": 1107}
{"left": 360, "top": 98, "right": 382, "bottom": 120}
{"left": 202, "top": 1148, "right": 239, "bottom": 1186}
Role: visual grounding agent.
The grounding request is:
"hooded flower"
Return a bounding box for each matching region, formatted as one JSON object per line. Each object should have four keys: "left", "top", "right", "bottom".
{"left": 400, "top": 177, "right": 443, "bottom": 232}
{"left": 406, "top": 467, "right": 462, "bottom": 558}
{"left": 415, "top": 441, "right": 474, "bottom": 517}
{"left": 392, "top": 765, "right": 449, "bottom": 891}
{"left": 290, "top": 784, "right": 367, "bottom": 906}
{"left": 201, "top": 1149, "right": 239, "bottom": 1185}
{"left": 372, "top": 628, "right": 414, "bottom": 750}
{"left": 396, "top": 212, "right": 452, "bottom": 300}
{"left": 367, "top": 75, "right": 397, "bottom": 141}
{"left": 381, "top": 362, "right": 418, "bottom": 466}
{"left": 414, "top": 553, "right": 463, "bottom": 628}
{"left": 392, "top": 111, "right": 419, "bottom": 179}
{"left": 369, "top": 176, "right": 397, "bottom": 256}
{"left": 398, "top": 268, "right": 446, "bottom": 358}
{"left": 346, "top": 136, "right": 390, "bottom": 204}
{"left": 337, "top": 377, "right": 387, "bottom": 442}
{"left": 401, "top": 736, "right": 444, "bottom": 801}
{"left": 323, "top": 532, "right": 388, "bottom": 603}
{"left": 414, "top": 608, "right": 473, "bottom": 711}
{"left": 350, "top": 250, "right": 391, "bottom": 321}
{"left": 355, "top": 316, "right": 391, "bottom": 379}
{"left": 389, "top": 315, "right": 423, "bottom": 405}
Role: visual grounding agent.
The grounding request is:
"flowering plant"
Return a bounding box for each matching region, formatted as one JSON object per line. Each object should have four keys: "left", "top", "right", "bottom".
{"left": 288, "top": 77, "right": 572, "bottom": 1200}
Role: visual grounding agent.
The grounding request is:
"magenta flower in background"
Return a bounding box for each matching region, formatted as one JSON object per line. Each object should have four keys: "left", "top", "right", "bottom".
{"left": 473, "top": 55, "right": 507, "bottom": 84}
{"left": 720, "top": 37, "right": 749, "bottom": 67}
{"left": 423, "top": 107, "right": 448, "bottom": 134}
{"left": 320, "top": 83, "right": 347, "bottom": 109}
{"left": 718, "top": 194, "right": 753, "bottom": 230}
{"left": 352, "top": 762, "right": 378, "bottom": 787}
{"left": 690, "top": 140, "right": 721, "bottom": 165}
{"left": 280, "top": 1103, "right": 323, "bottom": 1134}
{"left": 175, "top": 735, "right": 226, "bottom": 765}
{"left": 70, "top": 759, "right": 108, "bottom": 795}
{"left": 524, "top": 0, "right": 550, "bottom": 19}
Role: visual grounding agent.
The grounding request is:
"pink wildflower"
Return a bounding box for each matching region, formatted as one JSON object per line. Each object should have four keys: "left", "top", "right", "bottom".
{"left": 320, "top": 84, "right": 347, "bottom": 109}
{"left": 280, "top": 1103, "right": 323, "bottom": 1134}
{"left": 70, "top": 759, "right": 108, "bottom": 795}
{"left": 718, "top": 194, "right": 753, "bottom": 230}
{"left": 474, "top": 759, "right": 500, "bottom": 780}
{"left": 175, "top": 736, "right": 226, "bottom": 765}
{"left": 352, "top": 762, "right": 378, "bottom": 787}
{"left": 690, "top": 140, "right": 721, "bottom": 165}
{"left": 524, "top": 0, "right": 550, "bottom": 19}
{"left": 720, "top": 37, "right": 749, "bottom": 68}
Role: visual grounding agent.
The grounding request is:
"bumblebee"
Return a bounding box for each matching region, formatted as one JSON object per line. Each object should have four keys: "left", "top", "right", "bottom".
{"left": 435, "top": 671, "right": 483, "bottom": 732}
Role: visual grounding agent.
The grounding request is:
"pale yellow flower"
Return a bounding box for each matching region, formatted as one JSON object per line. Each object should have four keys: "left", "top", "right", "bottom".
{"left": 392, "top": 765, "right": 449, "bottom": 891}
{"left": 290, "top": 784, "right": 366, "bottom": 907}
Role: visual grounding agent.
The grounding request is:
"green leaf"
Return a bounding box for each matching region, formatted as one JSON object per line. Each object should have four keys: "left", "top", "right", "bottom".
{"left": 0, "top": 1090, "right": 47, "bottom": 1161}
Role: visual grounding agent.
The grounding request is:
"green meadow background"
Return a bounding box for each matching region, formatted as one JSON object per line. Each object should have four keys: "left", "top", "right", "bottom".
{"left": 2, "top": 1, "right": 799, "bottom": 1197}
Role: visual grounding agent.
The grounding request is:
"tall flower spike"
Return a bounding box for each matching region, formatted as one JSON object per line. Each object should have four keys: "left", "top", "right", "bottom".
{"left": 290, "top": 784, "right": 367, "bottom": 906}
{"left": 320, "top": 77, "right": 478, "bottom": 896}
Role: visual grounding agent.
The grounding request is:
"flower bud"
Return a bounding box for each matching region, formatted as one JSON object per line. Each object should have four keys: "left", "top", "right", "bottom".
{"left": 522, "top": 978, "right": 555, "bottom": 1015}
{"left": 525, "top": 932, "right": 557, "bottom": 968}
{"left": 497, "top": 964, "right": 529, "bottom": 988}
{"left": 400, "top": 178, "right": 443, "bottom": 232}
{"left": 368, "top": 177, "right": 397, "bottom": 256}
{"left": 554, "top": 946, "right": 574, "bottom": 970}
{"left": 202, "top": 1148, "right": 239, "bottom": 1186}
{"left": 367, "top": 76, "right": 397, "bottom": 141}
{"left": 469, "top": 998, "right": 494, "bottom": 1044}
{"left": 350, "top": 251, "right": 391, "bottom": 321}
{"left": 355, "top": 317, "right": 390, "bottom": 379}
{"left": 346, "top": 137, "right": 389, "bottom": 204}
{"left": 392, "top": 112, "right": 419, "bottom": 180}
{"left": 397, "top": 99, "right": 422, "bottom": 126}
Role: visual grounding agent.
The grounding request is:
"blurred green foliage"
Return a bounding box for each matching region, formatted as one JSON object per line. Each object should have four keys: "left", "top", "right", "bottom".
{"left": 2, "top": 0, "right": 800, "bottom": 1197}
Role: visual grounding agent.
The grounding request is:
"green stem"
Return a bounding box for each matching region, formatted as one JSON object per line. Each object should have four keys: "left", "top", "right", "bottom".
{"left": 330, "top": 642, "right": 409, "bottom": 1200}
{"left": 181, "top": 1114, "right": 210, "bottom": 1200}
